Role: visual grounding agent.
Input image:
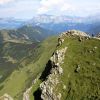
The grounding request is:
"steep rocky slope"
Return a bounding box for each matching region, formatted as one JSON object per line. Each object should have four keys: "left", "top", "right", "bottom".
{"left": 30, "top": 30, "right": 100, "bottom": 100}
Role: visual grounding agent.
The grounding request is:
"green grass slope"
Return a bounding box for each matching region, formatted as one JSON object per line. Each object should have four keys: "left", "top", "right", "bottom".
{"left": 0, "top": 36, "right": 57, "bottom": 100}
{"left": 31, "top": 35, "right": 100, "bottom": 100}
{"left": 0, "top": 41, "right": 38, "bottom": 84}
{"left": 56, "top": 36, "right": 100, "bottom": 100}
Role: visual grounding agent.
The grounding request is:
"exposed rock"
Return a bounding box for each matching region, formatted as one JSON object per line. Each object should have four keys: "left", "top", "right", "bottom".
{"left": 75, "top": 65, "right": 80, "bottom": 73}
{"left": 78, "top": 36, "right": 83, "bottom": 42}
{"left": 23, "top": 75, "right": 40, "bottom": 100}
{"left": 50, "top": 47, "right": 67, "bottom": 65}
{"left": 93, "top": 32, "right": 100, "bottom": 40}
{"left": 40, "top": 47, "right": 67, "bottom": 100}
{"left": 32, "top": 75, "right": 40, "bottom": 84}
{"left": 63, "top": 84, "right": 66, "bottom": 90}
{"left": 66, "top": 30, "right": 90, "bottom": 37}
{"left": 58, "top": 30, "right": 90, "bottom": 45}
{"left": 96, "top": 32, "right": 100, "bottom": 38}
{"left": 58, "top": 37, "right": 64, "bottom": 46}
{"left": 57, "top": 93, "right": 62, "bottom": 100}
{"left": 94, "top": 46, "right": 97, "bottom": 49}
{"left": 59, "top": 30, "right": 90, "bottom": 38}
{"left": 23, "top": 87, "right": 32, "bottom": 100}
{"left": 0, "top": 94, "right": 13, "bottom": 100}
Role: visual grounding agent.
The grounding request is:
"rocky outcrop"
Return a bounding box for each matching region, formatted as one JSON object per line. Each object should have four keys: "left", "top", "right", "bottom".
{"left": 61, "top": 30, "right": 90, "bottom": 37}
{"left": 23, "top": 75, "right": 40, "bottom": 100}
{"left": 58, "top": 37, "right": 64, "bottom": 46}
{"left": 96, "top": 32, "right": 100, "bottom": 38}
{"left": 40, "top": 47, "right": 67, "bottom": 100}
{"left": 23, "top": 87, "right": 32, "bottom": 100}
{"left": 57, "top": 30, "right": 90, "bottom": 45}
{"left": 68, "top": 30, "right": 89, "bottom": 37}
{"left": 0, "top": 93, "right": 13, "bottom": 100}
{"left": 94, "top": 32, "right": 100, "bottom": 40}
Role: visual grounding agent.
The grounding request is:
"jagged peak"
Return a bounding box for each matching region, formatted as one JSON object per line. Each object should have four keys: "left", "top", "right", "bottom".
{"left": 59, "top": 30, "right": 90, "bottom": 37}
{"left": 57, "top": 30, "right": 91, "bottom": 46}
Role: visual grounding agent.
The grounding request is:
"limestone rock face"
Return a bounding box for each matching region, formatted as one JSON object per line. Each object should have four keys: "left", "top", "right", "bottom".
{"left": 40, "top": 47, "right": 67, "bottom": 100}
{"left": 50, "top": 47, "right": 67, "bottom": 65}
{"left": 67, "top": 30, "right": 89, "bottom": 37}
{"left": 23, "top": 87, "right": 32, "bottom": 100}
{"left": 60, "top": 30, "right": 89, "bottom": 37}
{"left": 58, "top": 30, "right": 90, "bottom": 45}
{"left": 0, "top": 94, "right": 13, "bottom": 100}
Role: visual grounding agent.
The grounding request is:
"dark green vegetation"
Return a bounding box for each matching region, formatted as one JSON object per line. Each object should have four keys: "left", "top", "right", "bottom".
{"left": 0, "top": 41, "right": 38, "bottom": 83}
{"left": 30, "top": 36, "right": 100, "bottom": 100}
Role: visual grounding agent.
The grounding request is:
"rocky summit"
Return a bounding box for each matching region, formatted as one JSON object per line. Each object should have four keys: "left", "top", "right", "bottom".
{"left": 62, "top": 30, "right": 89, "bottom": 37}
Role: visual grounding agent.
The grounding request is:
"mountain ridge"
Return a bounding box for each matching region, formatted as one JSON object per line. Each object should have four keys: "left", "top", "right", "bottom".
{"left": 29, "top": 30, "right": 100, "bottom": 100}
{"left": 0, "top": 25, "right": 55, "bottom": 43}
{"left": 0, "top": 30, "right": 100, "bottom": 100}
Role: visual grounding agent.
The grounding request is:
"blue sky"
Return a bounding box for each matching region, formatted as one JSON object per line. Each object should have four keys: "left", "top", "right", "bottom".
{"left": 0, "top": 0, "right": 100, "bottom": 19}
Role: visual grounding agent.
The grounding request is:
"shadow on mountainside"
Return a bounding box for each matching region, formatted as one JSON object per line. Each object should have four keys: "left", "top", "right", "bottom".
{"left": 33, "top": 60, "right": 53, "bottom": 99}
{"left": 33, "top": 88, "right": 42, "bottom": 100}
{"left": 39, "top": 60, "right": 53, "bottom": 81}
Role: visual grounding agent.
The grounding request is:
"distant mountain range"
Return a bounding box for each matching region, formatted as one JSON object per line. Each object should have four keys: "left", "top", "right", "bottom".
{"left": 28, "top": 14, "right": 100, "bottom": 35}
{"left": 29, "top": 14, "right": 85, "bottom": 23}
{"left": 0, "top": 14, "right": 100, "bottom": 35}
{"left": 0, "top": 18, "right": 25, "bottom": 29}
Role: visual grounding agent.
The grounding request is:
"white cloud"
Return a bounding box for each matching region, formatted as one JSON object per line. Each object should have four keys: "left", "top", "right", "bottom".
{"left": 37, "top": 0, "right": 75, "bottom": 14}
{"left": 0, "top": 0, "right": 100, "bottom": 18}
{"left": 0, "top": 0, "right": 14, "bottom": 5}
